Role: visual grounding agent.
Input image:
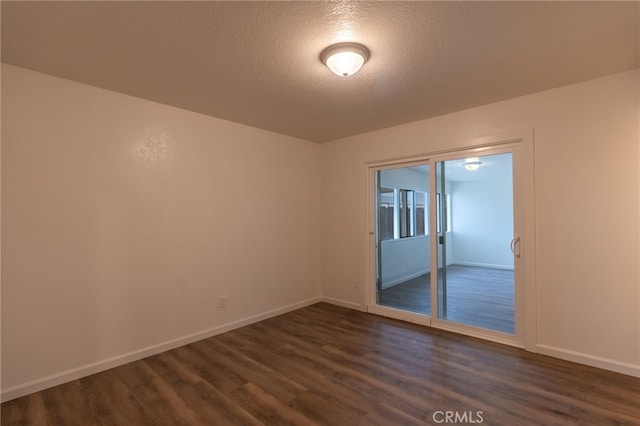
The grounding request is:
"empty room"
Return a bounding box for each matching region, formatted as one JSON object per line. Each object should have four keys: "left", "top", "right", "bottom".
{"left": 1, "top": 1, "right": 639, "bottom": 424}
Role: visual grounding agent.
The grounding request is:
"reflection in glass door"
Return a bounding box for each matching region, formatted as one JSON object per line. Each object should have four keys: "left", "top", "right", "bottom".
{"left": 376, "top": 165, "right": 431, "bottom": 316}
{"left": 434, "top": 153, "right": 515, "bottom": 334}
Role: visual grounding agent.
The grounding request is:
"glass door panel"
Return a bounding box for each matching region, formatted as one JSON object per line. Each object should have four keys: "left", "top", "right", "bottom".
{"left": 434, "top": 153, "right": 515, "bottom": 334}
{"left": 376, "top": 165, "right": 431, "bottom": 316}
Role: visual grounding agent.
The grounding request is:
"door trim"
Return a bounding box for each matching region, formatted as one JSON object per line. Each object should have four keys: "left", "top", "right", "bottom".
{"left": 430, "top": 144, "right": 522, "bottom": 347}
{"left": 365, "top": 130, "right": 536, "bottom": 351}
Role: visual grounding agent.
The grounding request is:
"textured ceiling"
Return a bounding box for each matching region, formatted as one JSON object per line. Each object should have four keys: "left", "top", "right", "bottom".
{"left": 2, "top": 1, "right": 639, "bottom": 142}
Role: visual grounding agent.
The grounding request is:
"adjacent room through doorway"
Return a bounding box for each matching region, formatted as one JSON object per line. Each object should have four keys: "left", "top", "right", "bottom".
{"left": 375, "top": 152, "right": 517, "bottom": 337}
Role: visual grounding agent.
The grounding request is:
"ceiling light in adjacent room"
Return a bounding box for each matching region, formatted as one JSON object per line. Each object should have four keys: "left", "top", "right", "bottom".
{"left": 320, "top": 42, "right": 370, "bottom": 77}
{"left": 462, "top": 158, "right": 482, "bottom": 171}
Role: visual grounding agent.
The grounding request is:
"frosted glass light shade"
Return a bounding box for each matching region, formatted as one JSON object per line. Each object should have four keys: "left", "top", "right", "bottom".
{"left": 321, "top": 42, "right": 370, "bottom": 77}
{"left": 462, "top": 158, "right": 482, "bottom": 171}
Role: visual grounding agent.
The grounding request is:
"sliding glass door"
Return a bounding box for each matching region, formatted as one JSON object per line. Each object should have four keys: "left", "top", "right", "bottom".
{"left": 373, "top": 144, "right": 524, "bottom": 343}
{"left": 433, "top": 152, "right": 515, "bottom": 335}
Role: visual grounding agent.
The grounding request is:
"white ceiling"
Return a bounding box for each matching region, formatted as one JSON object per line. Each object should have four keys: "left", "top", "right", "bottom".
{"left": 2, "top": 1, "right": 638, "bottom": 143}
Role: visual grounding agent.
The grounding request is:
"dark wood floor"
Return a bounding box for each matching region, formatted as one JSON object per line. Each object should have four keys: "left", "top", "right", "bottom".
{"left": 3, "top": 303, "right": 639, "bottom": 425}
{"left": 379, "top": 265, "right": 514, "bottom": 334}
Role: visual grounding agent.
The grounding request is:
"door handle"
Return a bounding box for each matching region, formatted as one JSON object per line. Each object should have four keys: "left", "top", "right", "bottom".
{"left": 510, "top": 236, "right": 521, "bottom": 258}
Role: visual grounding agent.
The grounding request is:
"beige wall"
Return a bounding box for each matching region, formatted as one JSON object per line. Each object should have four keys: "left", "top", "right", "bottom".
{"left": 321, "top": 69, "right": 640, "bottom": 376}
{"left": 1, "top": 65, "right": 322, "bottom": 399}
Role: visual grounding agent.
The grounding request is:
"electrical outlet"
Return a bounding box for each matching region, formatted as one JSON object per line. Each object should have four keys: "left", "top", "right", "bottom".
{"left": 219, "top": 296, "right": 227, "bottom": 308}
{"left": 353, "top": 278, "right": 360, "bottom": 289}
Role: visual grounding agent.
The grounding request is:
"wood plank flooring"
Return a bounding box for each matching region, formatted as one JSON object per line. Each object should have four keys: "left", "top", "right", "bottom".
{"left": 379, "top": 265, "right": 514, "bottom": 334}
{"left": 3, "top": 302, "right": 639, "bottom": 425}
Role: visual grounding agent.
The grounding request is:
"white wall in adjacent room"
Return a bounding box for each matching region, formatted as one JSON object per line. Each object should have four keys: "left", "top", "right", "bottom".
{"left": 450, "top": 177, "right": 514, "bottom": 269}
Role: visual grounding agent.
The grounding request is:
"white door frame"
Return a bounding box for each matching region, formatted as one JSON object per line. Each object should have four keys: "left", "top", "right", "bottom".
{"left": 365, "top": 131, "right": 536, "bottom": 351}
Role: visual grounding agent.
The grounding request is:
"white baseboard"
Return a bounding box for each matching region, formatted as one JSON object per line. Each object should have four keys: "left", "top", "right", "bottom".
{"left": 1, "top": 296, "right": 323, "bottom": 403}
{"left": 319, "top": 296, "right": 365, "bottom": 312}
{"left": 381, "top": 268, "right": 430, "bottom": 289}
{"left": 453, "top": 261, "right": 514, "bottom": 270}
{"left": 536, "top": 344, "right": 640, "bottom": 378}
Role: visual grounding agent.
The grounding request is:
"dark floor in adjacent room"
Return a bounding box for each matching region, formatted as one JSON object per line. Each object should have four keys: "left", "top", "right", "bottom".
{"left": 379, "top": 264, "right": 515, "bottom": 334}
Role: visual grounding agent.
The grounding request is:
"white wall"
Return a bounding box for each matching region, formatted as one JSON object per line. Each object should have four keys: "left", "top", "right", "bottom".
{"left": 380, "top": 236, "right": 430, "bottom": 288}
{"left": 321, "top": 69, "right": 640, "bottom": 376}
{"left": 1, "top": 65, "right": 323, "bottom": 400}
{"left": 450, "top": 178, "right": 514, "bottom": 269}
{"left": 379, "top": 167, "right": 430, "bottom": 287}
{"left": 379, "top": 167, "right": 428, "bottom": 192}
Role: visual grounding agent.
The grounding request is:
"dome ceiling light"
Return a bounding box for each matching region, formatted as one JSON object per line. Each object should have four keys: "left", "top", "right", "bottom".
{"left": 462, "top": 158, "right": 483, "bottom": 171}
{"left": 320, "top": 42, "right": 370, "bottom": 77}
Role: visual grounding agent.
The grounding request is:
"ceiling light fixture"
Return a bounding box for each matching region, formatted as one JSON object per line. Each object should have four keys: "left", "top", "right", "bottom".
{"left": 462, "top": 158, "right": 482, "bottom": 171}
{"left": 320, "top": 42, "right": 370, "bottom": 77}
